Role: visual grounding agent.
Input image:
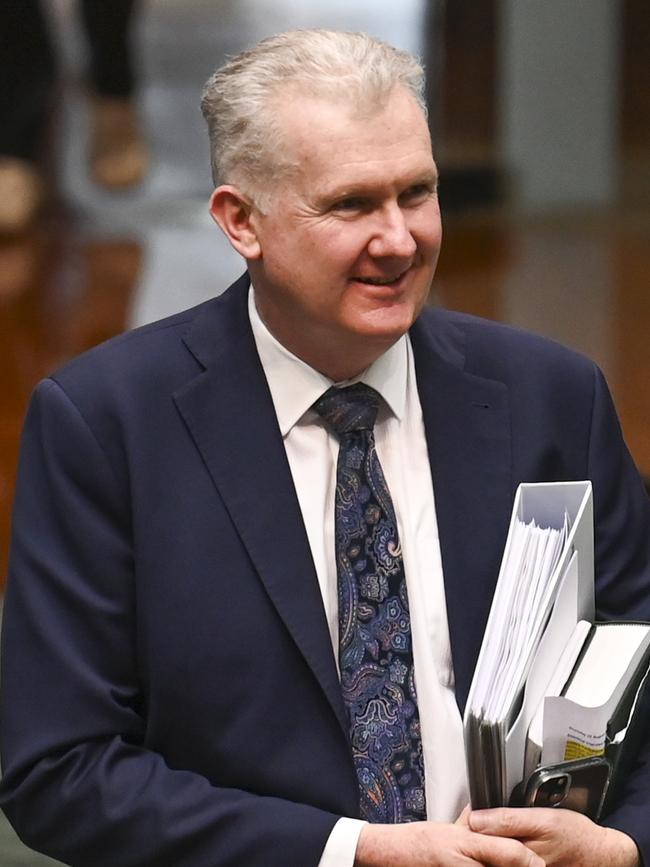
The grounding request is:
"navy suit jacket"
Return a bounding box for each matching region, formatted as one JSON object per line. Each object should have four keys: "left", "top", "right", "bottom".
{"left": 2, "top": 273, "right": 650, "bottom": 866}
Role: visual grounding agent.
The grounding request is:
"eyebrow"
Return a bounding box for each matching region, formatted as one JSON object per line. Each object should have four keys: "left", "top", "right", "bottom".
{"left": 322, "top": 169, "right": 440, "bottom": 203}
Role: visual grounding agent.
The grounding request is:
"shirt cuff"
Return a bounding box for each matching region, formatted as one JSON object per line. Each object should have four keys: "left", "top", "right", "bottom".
{"left": 317, "top": 817, "right": 367, "bottom": 867}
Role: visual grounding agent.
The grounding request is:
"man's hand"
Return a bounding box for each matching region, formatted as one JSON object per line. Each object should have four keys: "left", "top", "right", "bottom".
{"left": 354, "top": 820, "right": 545, "bottom": 866}
{"left": 469, "top": 807, "right": 640, "bottom": 867}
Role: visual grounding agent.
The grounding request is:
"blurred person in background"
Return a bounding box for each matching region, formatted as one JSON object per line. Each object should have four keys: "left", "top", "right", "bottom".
{"left": 0, "top": 0, "right": 147, "bottom": 235}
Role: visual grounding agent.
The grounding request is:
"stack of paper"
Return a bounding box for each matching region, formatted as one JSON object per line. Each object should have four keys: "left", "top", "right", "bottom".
{"left": 472, "top": 516, "right": 568, "bottom": 727}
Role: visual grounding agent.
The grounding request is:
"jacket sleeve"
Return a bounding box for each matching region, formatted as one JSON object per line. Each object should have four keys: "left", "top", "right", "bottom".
{"left": 587, "top": 365, "right": 650, "bottom": 864}
{"left": 0, "top": 379, "right": 340, "bottom": 867}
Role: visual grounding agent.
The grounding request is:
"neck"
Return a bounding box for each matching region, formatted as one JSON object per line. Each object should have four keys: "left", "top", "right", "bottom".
{"left": 275, "top": 330, "right": 391, "bottom": 382}
{"left": 251, "top": 298, "right": 396, "bottom": 382}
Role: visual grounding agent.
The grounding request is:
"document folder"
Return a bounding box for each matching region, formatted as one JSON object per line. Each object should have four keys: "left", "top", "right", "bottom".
{"left": 464, "top": 481, "right": 595, "bottom": 808}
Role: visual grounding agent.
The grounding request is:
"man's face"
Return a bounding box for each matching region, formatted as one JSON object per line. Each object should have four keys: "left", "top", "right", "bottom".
{"left": 246, "top": 86, "right": 442, "bottom": 379}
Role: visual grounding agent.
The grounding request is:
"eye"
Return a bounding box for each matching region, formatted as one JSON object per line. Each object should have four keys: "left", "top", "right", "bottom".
{"left": 399, "top": 183, "right": 436, "bottom": 205}
{"left": 331, "top": 197, "right": 369, "bottom": 214}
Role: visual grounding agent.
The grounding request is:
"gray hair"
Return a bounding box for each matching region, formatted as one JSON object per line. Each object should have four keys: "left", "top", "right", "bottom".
{"left": 200, "top": 29, "right": 427, "bottom": 203}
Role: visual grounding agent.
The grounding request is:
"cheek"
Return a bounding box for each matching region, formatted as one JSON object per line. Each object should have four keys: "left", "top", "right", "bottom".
{"left": 259, "top": 236, "right": 307, "bottom": 286}
{"left": 410, "top": 202, "right": 442, "bottom": 249}
{"left": 310, "top": 226, "right": 369, "bottom": 273}
{"left": 430, "top": 223, "right": 443, "bottom": 254}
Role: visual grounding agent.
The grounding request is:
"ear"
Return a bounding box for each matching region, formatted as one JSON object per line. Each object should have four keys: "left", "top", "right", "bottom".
{"left": 209, "top": 185, "right": 262, "bottom": 259}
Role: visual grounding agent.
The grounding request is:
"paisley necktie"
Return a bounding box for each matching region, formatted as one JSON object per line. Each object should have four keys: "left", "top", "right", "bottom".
{"left": 314, "top": 382, "right": 426, "bottom": 823}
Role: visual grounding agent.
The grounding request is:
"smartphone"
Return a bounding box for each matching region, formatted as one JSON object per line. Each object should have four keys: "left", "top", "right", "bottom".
{"left": 522, "top": 757, "right": 611, "bottom": 820}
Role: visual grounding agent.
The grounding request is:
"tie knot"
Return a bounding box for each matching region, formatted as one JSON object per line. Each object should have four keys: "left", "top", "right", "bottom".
{"left": 313, "top": 383, "right": 380, "bottom": 435}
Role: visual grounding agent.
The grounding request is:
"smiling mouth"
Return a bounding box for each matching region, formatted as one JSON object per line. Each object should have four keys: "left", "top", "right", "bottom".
{"left": 354, "top": 267, "right": 411, "bottom": 286}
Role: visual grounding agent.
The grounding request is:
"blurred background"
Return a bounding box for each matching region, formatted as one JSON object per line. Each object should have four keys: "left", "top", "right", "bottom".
{"left": 0, "top": 0, "right": 648, "bottom": 861}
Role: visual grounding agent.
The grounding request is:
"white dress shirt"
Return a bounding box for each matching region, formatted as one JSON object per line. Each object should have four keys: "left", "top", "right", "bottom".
{"left": 249, "top": 289, "right": 469, "bottom": 865}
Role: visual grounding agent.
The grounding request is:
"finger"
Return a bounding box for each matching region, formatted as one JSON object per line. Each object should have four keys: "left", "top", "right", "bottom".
{"left": 455, "top": 804, "right": 472, "bottom": 826}
{"left": 469, "top": 807, "right": 547, "bottom": 838}
{"left": 468, "top": 831, "right": 546, "bottom": 867}
{"left": 471, "top": 805, "right": 597, "bottom": 843}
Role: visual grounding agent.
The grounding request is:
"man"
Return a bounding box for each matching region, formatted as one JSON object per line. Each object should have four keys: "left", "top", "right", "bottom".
{"left": 1, "top": 29, "right": 648, "bottom": 867}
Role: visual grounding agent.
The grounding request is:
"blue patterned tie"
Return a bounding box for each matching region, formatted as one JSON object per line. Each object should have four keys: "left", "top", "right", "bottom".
{"left": 314, "top": 383, "right": 426, "bottom": 823}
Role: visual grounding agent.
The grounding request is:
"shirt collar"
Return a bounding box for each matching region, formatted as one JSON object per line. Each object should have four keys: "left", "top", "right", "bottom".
{"left": 248, "top": 286, "right": 408, "bottom": 436}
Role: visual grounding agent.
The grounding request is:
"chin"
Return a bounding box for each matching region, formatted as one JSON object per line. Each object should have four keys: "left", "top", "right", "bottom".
{"left": 350, "top": 300, "right": 422, "bottom": 340}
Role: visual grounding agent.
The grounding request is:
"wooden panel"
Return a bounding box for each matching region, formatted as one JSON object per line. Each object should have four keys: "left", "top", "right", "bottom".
{"left": 0, "top": 231, "right": 141, "bottom": 587}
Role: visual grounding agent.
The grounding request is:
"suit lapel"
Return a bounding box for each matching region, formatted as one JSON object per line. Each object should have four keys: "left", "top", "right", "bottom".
{"left": 173, "top": 277, "right": 349, "bottom": 736}
{"left": 411, "top": 311, "right": 513, "bottom": 713}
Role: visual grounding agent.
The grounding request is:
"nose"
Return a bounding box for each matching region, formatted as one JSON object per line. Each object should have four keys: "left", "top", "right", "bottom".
{"left": 367, "top": 204, "right": 417, "bottom": 260}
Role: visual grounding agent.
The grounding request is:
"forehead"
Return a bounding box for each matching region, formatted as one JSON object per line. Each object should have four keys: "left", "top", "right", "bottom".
{"left": 274, "top": 86, "right": 435, "bottom": 197}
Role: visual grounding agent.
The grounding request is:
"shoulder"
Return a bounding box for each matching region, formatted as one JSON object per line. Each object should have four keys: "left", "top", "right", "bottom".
{"left": 49, "top": 274, "right": 250, "bottom": 403}
{"left": 415, "top": 305, "right": 597, "bottom": 386}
